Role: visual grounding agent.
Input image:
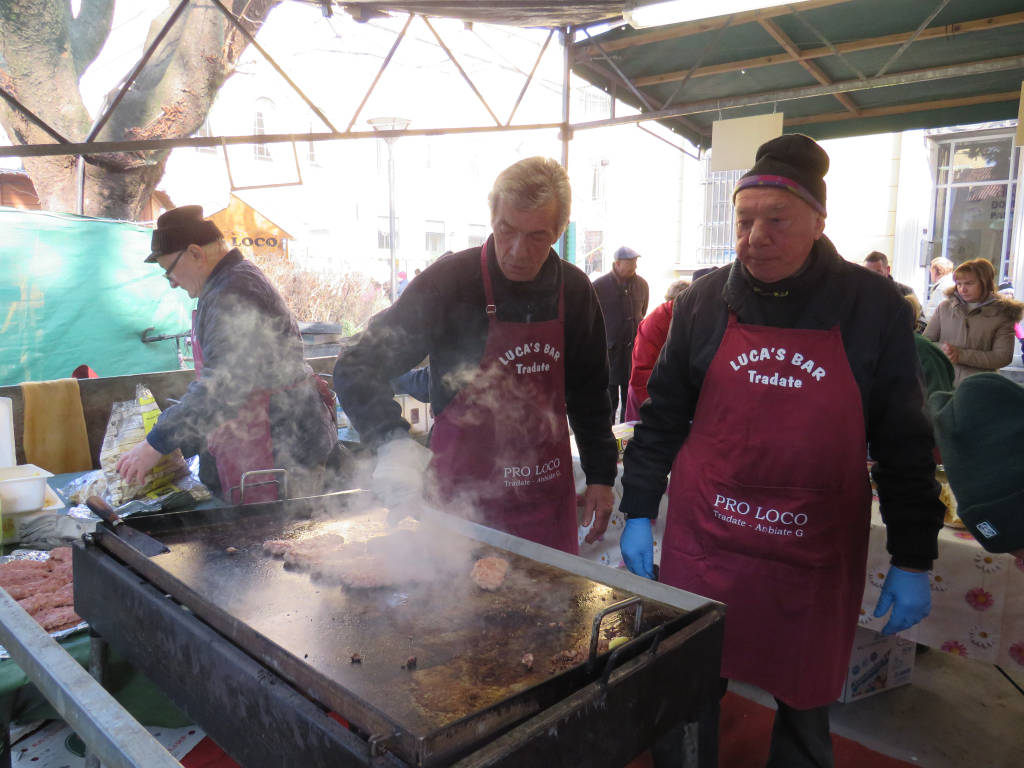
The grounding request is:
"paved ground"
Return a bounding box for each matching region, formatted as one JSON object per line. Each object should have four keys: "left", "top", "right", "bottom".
{"left": 732, "top": 648, "right": 1024, "bottom": 768}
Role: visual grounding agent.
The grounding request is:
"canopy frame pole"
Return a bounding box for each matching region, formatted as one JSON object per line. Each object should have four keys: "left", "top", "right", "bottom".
{"left": 874, "top": 0, "right": 953, "bottom": 78}
{"left": 758, "top": 18, "right": 860, "bottom": 115}
{"left": 421, "top": 16, "right": 502, "bottom": 126}
{"left": 506, "top": 29, "right": 555, "bottom": 126}
{"left": 0, "top": 87, "right": 71, "bottom": 145}
{"left": 346, "top": 13, "right": 414, "bottom": 132}
{"left": 210, "top": 0, "right": 338, "bottom": 132}
{"left": 77, "top": 0, "right": 191, "bottom": 215}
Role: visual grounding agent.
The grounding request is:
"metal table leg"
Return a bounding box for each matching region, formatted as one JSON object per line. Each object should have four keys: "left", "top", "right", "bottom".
{"left": 84, "top": 631, "right": 109, "bottom": 768}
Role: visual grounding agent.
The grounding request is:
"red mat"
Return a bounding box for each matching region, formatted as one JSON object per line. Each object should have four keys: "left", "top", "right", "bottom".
{"left": 626, "top": 692, "right": 917, "bottom": 768}
{"left": 183, "top": 692, "right": 917, "bottom": 768}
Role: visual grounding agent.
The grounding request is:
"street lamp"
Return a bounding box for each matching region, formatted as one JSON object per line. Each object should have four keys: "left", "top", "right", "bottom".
{"left": 368, "top": 116, "right": 411, "bottom": 303}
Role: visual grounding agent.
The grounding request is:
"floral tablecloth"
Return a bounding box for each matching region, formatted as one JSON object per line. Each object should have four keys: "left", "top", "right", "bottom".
{"left": 859, "top": 503, "right": 1024, "bottom": 678}
{"left": 573, "top": 460, "right": 1024, "bottom": 683}
{"left": 573, "top": 459, "right": 668, "bottom": 569}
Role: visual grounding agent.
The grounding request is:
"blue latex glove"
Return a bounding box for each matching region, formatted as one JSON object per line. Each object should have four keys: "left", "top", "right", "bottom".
{"left": 873, "top": 566, "right": 931, "bottom": 635}
{"left": 620, "top": 518, "right": 655, "bottom": 579}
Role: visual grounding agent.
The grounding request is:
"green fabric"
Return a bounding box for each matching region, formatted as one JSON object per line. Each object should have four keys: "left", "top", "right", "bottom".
{"left": 0, "top": 207, "right": 196, "bottom": 386}
{"left": 914, "top": 333, "right": 955, "bottom": 399}
{"left": 929, "top": 374, "right": 1024, "bottom": 553}
{"left": 0, "top": 630, "right": 191, "bottom": 728}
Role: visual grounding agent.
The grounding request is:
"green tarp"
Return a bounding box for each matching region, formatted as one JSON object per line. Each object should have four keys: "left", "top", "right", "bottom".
{"left": 0, "top": 208, "right": 196, "bottom": 386}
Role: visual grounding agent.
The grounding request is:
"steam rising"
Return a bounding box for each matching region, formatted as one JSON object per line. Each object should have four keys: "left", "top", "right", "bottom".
{"left": 158, "top": 282, "right": 335, "bottom": 495}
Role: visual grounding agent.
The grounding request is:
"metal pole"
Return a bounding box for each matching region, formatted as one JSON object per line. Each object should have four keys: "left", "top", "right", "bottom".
{"left": 559, "top": 26, "right": 572, "bottom": 261}
{"left": 387, "top": 138, "right": 398, "bottom": 303}
{"left": 0, "top": 588, "right": 182, "bottom": 768}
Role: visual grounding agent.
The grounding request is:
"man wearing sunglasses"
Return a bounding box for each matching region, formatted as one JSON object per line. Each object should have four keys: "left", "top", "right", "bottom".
{"left": 117, "top": 205, "right": 337, "bottom": 503}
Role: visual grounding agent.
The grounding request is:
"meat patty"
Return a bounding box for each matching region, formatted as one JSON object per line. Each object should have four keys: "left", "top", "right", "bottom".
{"left": 261, "top": 539, "right": 292, "bottom": 557}
{"left": 470, "top": 557, "right": 510, "bottom": 591}
{"left": 1, "top": 550, "right": 81, "bottom": 634}
{"left": 48, "top": 546, "right": 73, "bottom": 564}
{"left": 313, "top": 553, "right": 433, "bottom": 589}
{"left": 38, "top": 605, "right": 82, "bottom": 633}
{"left": 0, "top": 559, "right": 51, "bottom": 587}
{"left": 279, "top": 533, "right": 347, "bottom": 570}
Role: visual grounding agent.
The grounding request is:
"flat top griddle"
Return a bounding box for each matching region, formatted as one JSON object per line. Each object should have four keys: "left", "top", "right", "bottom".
{"left": 98, "top": 494, "right": 688, "bottom": 766}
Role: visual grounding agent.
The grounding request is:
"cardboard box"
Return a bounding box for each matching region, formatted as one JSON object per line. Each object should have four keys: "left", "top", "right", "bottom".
{"left": 395, "top": 394, "right": 433, "bottom": 434}
{"left": 838, "top": 627, "right": 915, "bottom": 703}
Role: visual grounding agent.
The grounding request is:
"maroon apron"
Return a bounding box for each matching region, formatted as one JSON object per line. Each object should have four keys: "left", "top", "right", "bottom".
{"left": 429, "top": 245, "right": 578, "bottom": 554}
{"left": 192, "top": 312, "right": 280, "bottom": 505}
{"left": 662, "top": 313, "right": 871, "bottom": 708}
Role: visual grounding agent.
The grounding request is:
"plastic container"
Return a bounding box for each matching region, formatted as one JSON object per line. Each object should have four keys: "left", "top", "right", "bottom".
{"left": 0, "top": 396, "right": 15, "bottom": 467}
{"left": 0, "top": 464, "right": 54, "bottom": 514}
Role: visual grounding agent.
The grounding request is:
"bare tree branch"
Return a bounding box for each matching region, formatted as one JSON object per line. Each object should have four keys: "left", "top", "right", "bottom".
{"left": 69, "top": 0, "right": 115, "bottom": 77}
{"left": 0, "top": 0, "right": 282, "bottom": 218}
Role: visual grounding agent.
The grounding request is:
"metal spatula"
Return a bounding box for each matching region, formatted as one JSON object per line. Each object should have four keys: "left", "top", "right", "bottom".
{"left": 86, "top": 495, "right": 170, "bottom": 556}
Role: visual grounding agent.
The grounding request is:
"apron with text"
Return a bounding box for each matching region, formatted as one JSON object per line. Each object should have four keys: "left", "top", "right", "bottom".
{"left": 192, "top": 311, "right": 278, "bottom": 505}
{"left": 662, "top": 313, "right": 872, "bottom": 708}
{"left": 429, "top": 245, "right": 578, "bottom": 554}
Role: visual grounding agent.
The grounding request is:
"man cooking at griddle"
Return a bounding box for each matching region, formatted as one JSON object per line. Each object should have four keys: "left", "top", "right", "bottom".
{"left": 619, "top": 135, "right": 944, "bottom": 767}
{"left": 333, "top": 157, "right": 617, "bottom": 553}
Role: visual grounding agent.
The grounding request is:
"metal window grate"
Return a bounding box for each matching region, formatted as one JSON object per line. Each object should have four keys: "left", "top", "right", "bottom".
{"left": 697, "top": 154, "right": 743, "bottom": 267}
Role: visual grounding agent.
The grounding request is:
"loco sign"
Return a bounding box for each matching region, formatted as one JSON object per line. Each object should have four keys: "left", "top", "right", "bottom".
{"left": 231, "top": 235, "right": 280, "bottom": 248}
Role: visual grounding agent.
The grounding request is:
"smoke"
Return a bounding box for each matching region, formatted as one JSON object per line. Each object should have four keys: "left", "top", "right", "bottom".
{"left": 160, "top": 276, "right": 335, "bottom": 501}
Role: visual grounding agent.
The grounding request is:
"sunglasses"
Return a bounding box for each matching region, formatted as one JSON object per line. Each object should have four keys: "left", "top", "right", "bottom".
{"left": 162, "top": 248, "right": 186, "bottom": 280}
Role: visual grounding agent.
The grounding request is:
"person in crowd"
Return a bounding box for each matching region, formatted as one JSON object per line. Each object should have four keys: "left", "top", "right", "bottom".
{"left": 862, "top": 251, "right": 917, "bottom": 300}
{"left": 923, "top": 256, "right": 955, "bottom": 323}
{"left": 396, "top": 271, "right": 409, "bottom": 296}
{"left": 930, "top": 373, "right": 1024, "bottom": 559}
{"left": 333, "top": 157, "right": 617, "bottom": 553}
{"left": 594, "top": 246, "right": 649, "bottom": 423}
{"left": 619, "top": 135, "right": 943, "bottom": 768}
{"left": 904, "top": 293, "right": 954, "bottom": 398}
{"left": 623, "top": 278, "right": 690, "bottom": 422}
{"left": 997, "top": 280, "right": 1024, "bottom": 360}
{"left": 117, "top": 206, "right": 337, "bottom": 503}
{"left": 922, "top": 257, "right": 1023, "bottom": 386}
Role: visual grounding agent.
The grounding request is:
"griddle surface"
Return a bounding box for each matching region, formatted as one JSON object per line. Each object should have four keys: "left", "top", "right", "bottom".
{"left": 126, "top": 505, "right": 673, "bottom": 751}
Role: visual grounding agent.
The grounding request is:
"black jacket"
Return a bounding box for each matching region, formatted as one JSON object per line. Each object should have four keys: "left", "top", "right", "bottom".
{"left": 593, "top": 271, "right": 650, "bottom": 354}
{"left": 334, "top": 238, "right": 618, "bottom": 487}
{"left": 620, "top": 237, "right": 944, "bottom": 569}
{"left": 148, "top": 250, "right": 335, "bottom": 472}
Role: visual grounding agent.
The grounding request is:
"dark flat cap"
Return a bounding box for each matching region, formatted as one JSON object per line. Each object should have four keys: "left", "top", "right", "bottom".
{"left": 614, "top": 246, "right": 640, "bottom": 260}
{"left": 146, "top": 205, "right": 223, "bottom": 262}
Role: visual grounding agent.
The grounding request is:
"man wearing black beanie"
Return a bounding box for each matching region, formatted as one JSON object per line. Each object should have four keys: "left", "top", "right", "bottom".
{"left": 620, "top": 134, "right": 943, "bottom": 767}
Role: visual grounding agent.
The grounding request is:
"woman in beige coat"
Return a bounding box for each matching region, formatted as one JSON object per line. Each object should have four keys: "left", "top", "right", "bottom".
{"left": 924, "top": 258, "right": 1023, "bottom": 386}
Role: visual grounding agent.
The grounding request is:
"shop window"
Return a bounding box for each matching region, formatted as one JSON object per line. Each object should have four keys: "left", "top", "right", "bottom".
{"left": 930, "top": 133, "right": 1017, "bottom": 281}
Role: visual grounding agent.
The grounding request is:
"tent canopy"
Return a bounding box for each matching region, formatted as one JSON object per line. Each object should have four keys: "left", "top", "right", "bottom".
{"left": 566, "top": 0, "right": 1024, "bottom": 147}
{"left": 343, "top": 0, "right": 1024, "bottom": 147}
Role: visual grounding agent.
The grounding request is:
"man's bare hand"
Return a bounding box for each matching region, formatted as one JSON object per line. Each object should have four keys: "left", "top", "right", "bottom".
{"left": 580, "top": 484, "right": 615, "bottom": 544}
{"left": 116, "top": 440, "right": 164, "bottom": 486}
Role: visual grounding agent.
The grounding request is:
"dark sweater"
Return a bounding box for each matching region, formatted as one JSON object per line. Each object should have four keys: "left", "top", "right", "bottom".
{"left": 334, "top": 238, "right": 618, "bottom": 487}
{"left": 147, "top": 250, "right": 335, "bottom": 471}
{"left": 621, "top": 237, "right": 944, "bottom": 570}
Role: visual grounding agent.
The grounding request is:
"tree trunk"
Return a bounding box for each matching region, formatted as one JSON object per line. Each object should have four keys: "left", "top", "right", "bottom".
{"left": 0, "top": 0, "right": 281, "bottom": 219}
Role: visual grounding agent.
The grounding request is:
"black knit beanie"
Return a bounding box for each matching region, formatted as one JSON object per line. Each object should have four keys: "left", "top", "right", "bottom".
{"left": 929, "top": 373, "right": 1024, "bottom": 553}
{"left": 734, "top": 134, "right": 829, "bottom": 216}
